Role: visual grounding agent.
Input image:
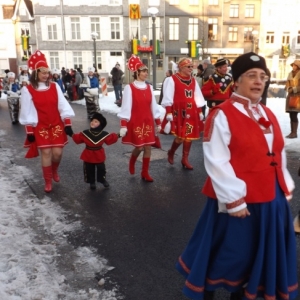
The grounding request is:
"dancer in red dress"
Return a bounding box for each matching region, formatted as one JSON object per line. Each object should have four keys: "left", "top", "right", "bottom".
{"left": 19, "top": 50, "right": 75, "bottom": 193}
{"left": 161, "top": 57, "right": 206, "bottom": 170}
{"left": 117, "top": 55, "right": 161, "bottom": 182}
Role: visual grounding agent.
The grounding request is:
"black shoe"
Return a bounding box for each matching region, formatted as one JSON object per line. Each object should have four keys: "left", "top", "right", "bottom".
{"left": 204, "top": 290, "right": 214, "bottom": 300}
{"left": 101, "top": 180, "right": 110, "bottom": 188}
{"left": 230, "top": 289, "right": 244, "bottom": 300}
{"left": 90, "top": 183, "right": 96, "bottom": 190}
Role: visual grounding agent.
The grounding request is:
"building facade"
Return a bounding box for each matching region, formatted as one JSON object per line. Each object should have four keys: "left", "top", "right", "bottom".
{"left": 2, "top": 0, "right": 300, "bottom": 81}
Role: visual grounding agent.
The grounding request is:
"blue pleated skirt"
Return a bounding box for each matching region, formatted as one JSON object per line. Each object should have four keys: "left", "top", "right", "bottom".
{"left": 176, "top": 182, "right": 298, "bottom": 300}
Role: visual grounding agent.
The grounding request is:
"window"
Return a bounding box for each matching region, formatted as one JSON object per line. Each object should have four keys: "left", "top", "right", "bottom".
{"left": 282, "top": 32, "right": 290, "bottom": 44}
{"left": 20, "top": 23, "right": 30, "bottom": 35}
{"left": 71, "top": 17, "right": 81, "bottom": 40}
{"left": 49, "top": 52, "right": 59, "bottom": 69}
{"left": 228, "top": 27, "right": 238, "bottom": 42}
{"left": 208, "top": 0, "right": 218, "bottom": 4}
{"left": 266, "top": 31, "right": 274, "bottom": 44}
{"left": 297, "top": 30, "right": 300, "bottom": 44}
{"left": 189, "top": 0, "right": 199, "bottom": 5}
{"left": 230, "top": 4, "right": 239, "bottom": 18}
{"left": 110, "top": 51, "right": 122, "bottom": 56}
{"left": 169, "top": 0, "right": 179, "bottom": 4}
{"left": 245, "top": 4, "right": 254, "bottom": 18}
{"left": 109, "top": 0, "right": 121, "bottom": 4}
{"left": 244, "top": 27, "right": 253, "bottom": 42}
{"left": 169, "top": 17, "right": 179, "bottom": 40}
{"left": 92, "top": 51, "right": 102, "bottom": 70}
{"left": 91, "top": 17, "right": 101, "bottom": 40}
{"left": 47, "top": 19, "right": 58, "bottom": 40}
{"left": 208, "top": 18, "right": 218, "bottom": 40}
{"left": 73, "top": 51, "right": 82, "bottom": 69}
{"left": 188, "top": 18, "right": 198, "bottom": 40}
{"left": 110, "top": 17, "right": 120, "bottom": 40}
{"left": 19, "top": 2, "right": 27, "bottom": 15}
{"left": 149, "top": 0, "right": 160, "bottom": 5}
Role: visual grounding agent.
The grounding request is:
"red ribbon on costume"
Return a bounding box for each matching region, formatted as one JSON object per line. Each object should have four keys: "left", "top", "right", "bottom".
{"left": 25, "top": 141, "right": 39, "bottom": 158}
{"left": 258, "top": 117, "right": 271, "bottom": 129}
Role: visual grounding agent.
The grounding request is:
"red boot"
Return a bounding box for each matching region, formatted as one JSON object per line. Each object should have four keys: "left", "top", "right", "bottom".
{"left": 52, "top": 161, "right": 60, "bottom": 182}
{"left": 141, "top": 157, "right": 153, "bottom": 182}
{"left": 42, "top": 166, "right": 53, "bottom": 192}
{"left": 167, "top": 140, "right": 181, "bottom": 165}
{"left": 129, "top": 154, "right": 139, "bottom": 175}
{"left": 181, "top": 141, "right": 193, "bottom": 170}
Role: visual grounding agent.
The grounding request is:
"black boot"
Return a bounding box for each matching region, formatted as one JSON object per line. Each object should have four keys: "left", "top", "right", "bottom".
{"left": 204, "top": 290, "right": 215, "bottom": 300}
{"left": 230, "top": 289, "right": 244, "bottom": 300}
{"left": 90, "top": 183, "right": 96, "bottom": 190}
{"left": 100, "top": 179, "right": 110, "bottom": 188}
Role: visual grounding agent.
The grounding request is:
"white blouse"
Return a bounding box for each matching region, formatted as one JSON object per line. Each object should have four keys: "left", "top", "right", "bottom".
{"left": 19, "top": 82, "right": 75, "bottom": 127}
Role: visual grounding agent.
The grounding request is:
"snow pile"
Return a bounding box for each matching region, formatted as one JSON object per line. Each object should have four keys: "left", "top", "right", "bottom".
{"left": 0, "top": 141, "right": 120, "bottom": 299}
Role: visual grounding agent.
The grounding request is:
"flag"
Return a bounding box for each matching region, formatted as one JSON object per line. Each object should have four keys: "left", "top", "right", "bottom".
{"left": 132, "top": 39, "right": 140, "bottom": 55}
{"left": 156, "top": 40, "right": 160, "bottom": 55}
{"left": 129, "top": 4, "right": 141, "bottom": 19}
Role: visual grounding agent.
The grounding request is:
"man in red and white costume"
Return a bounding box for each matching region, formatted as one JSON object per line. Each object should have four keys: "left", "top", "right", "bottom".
{"left": 161, "top": 57, "right": 205, "bottom": 170}
{"left": 201, "top": 58, "right": 234, "bottom": 110}
{"left": 117, "top": 55, "right": 161, "bottom": 182}
{"left": 19, "top": 50, "right": 75, "bottom": 193}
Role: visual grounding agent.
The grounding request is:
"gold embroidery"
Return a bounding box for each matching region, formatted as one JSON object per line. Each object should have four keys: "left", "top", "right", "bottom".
{"left": 39, "top": 125, "right": 63, "bottom": 140}
{"left": 39, "top": 128, "right": 50, "bottom": 139}
{"left": 134, "top": 123, "right": 152, "bottom": 139}
{"left": 186, "top": 102, "right": 192, "bottom": 109}
{"left": 185, "top": 122, "right": 193, "bottom": 135}
{"left": 52, "top": 125, "right": 63, "bottom": 139}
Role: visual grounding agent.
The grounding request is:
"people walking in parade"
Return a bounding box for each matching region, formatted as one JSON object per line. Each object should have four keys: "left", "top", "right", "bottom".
{"left": 19, "top": 50, "right": 75, "bottom": 193}
{"left": 51, "top": 68, "right": 65, "bottom": 93}
{"left": 19, "top": 65, "right": 30, "bottom": 83}
{"left": 3, "top": 72, "right": 21, "bottom": 125}
{"left": 176, "top": 52, "right": 298, "bottom": 300}
{"left": 201, "top": 59, "right": 214, "bottom": 82}
{"left": 158, "top": 69, "right": 173, "bottom": 105}
{"left": 285, "top": 60, "right": 300, "bottom": 138}
{"left": 110, "top": 63, "right": 124, "bottom": 106}
{"left": 82, "top": 67, "right": 100, "bottom": 119}
{"left": 201, "top": 58, "right": 234, "bottom": 111}
{"left": 65, "top": 112, "right": 119, "bottom": 190}
{"left": 161, "top": 57, "right": 205, "bottom": 170}
{"left": 117, "top": 55, "right": 161, "bottom": 182}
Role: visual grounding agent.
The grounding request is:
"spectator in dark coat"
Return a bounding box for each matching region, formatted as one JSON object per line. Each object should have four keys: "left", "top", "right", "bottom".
{"left": 110, "top": 63, "right": 124, "bottom": 106}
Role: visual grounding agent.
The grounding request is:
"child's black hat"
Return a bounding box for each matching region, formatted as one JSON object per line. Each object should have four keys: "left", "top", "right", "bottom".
{"left": 91, "top": 113, "right": 107, "bottom": 130}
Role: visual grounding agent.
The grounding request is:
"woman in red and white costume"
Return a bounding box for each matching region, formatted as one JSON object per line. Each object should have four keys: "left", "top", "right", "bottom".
{"left": 19, "top": 50, "right": 75, "bottom": 193}
{"left": 117, "top": 55, "right": 161, "bottom": 182}
{"left": 161, "top": 57, "right": 205, "bottom": 170}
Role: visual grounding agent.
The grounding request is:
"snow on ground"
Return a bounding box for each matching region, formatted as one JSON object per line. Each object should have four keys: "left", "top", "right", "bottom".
{"left": 0, "top": 87, "right": 298, "bottom": 299}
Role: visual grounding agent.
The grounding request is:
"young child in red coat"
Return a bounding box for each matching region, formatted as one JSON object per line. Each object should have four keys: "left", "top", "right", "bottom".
{"left": 66, "top": 113, "right": 119, "bottom": 190}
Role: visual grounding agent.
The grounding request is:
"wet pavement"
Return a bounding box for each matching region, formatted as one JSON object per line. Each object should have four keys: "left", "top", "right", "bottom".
{"left": 0, "top": 99, "right": 299, "bottom": 300}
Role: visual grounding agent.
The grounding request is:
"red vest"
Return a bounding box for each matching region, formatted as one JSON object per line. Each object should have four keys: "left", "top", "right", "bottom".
{"left": 27, "top": 83, "right": 62, "bottom": 128}
{"left": 202, "top": 100, "right": 290, "bottom": 203}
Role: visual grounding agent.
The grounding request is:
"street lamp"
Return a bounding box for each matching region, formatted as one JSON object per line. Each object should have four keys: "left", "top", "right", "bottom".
{"left": 147, "top": 7, "right": 159, "bottom": 90}
{"left": 91, "top": 32, "right": 98, "bottom": 70}
{"left": 252, "top": 30, "right": 259, "bottom": 53}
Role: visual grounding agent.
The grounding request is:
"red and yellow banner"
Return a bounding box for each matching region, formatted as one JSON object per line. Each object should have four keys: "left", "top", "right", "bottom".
{"left": 129, "top": 4, "right": 141, "bottom": 19}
